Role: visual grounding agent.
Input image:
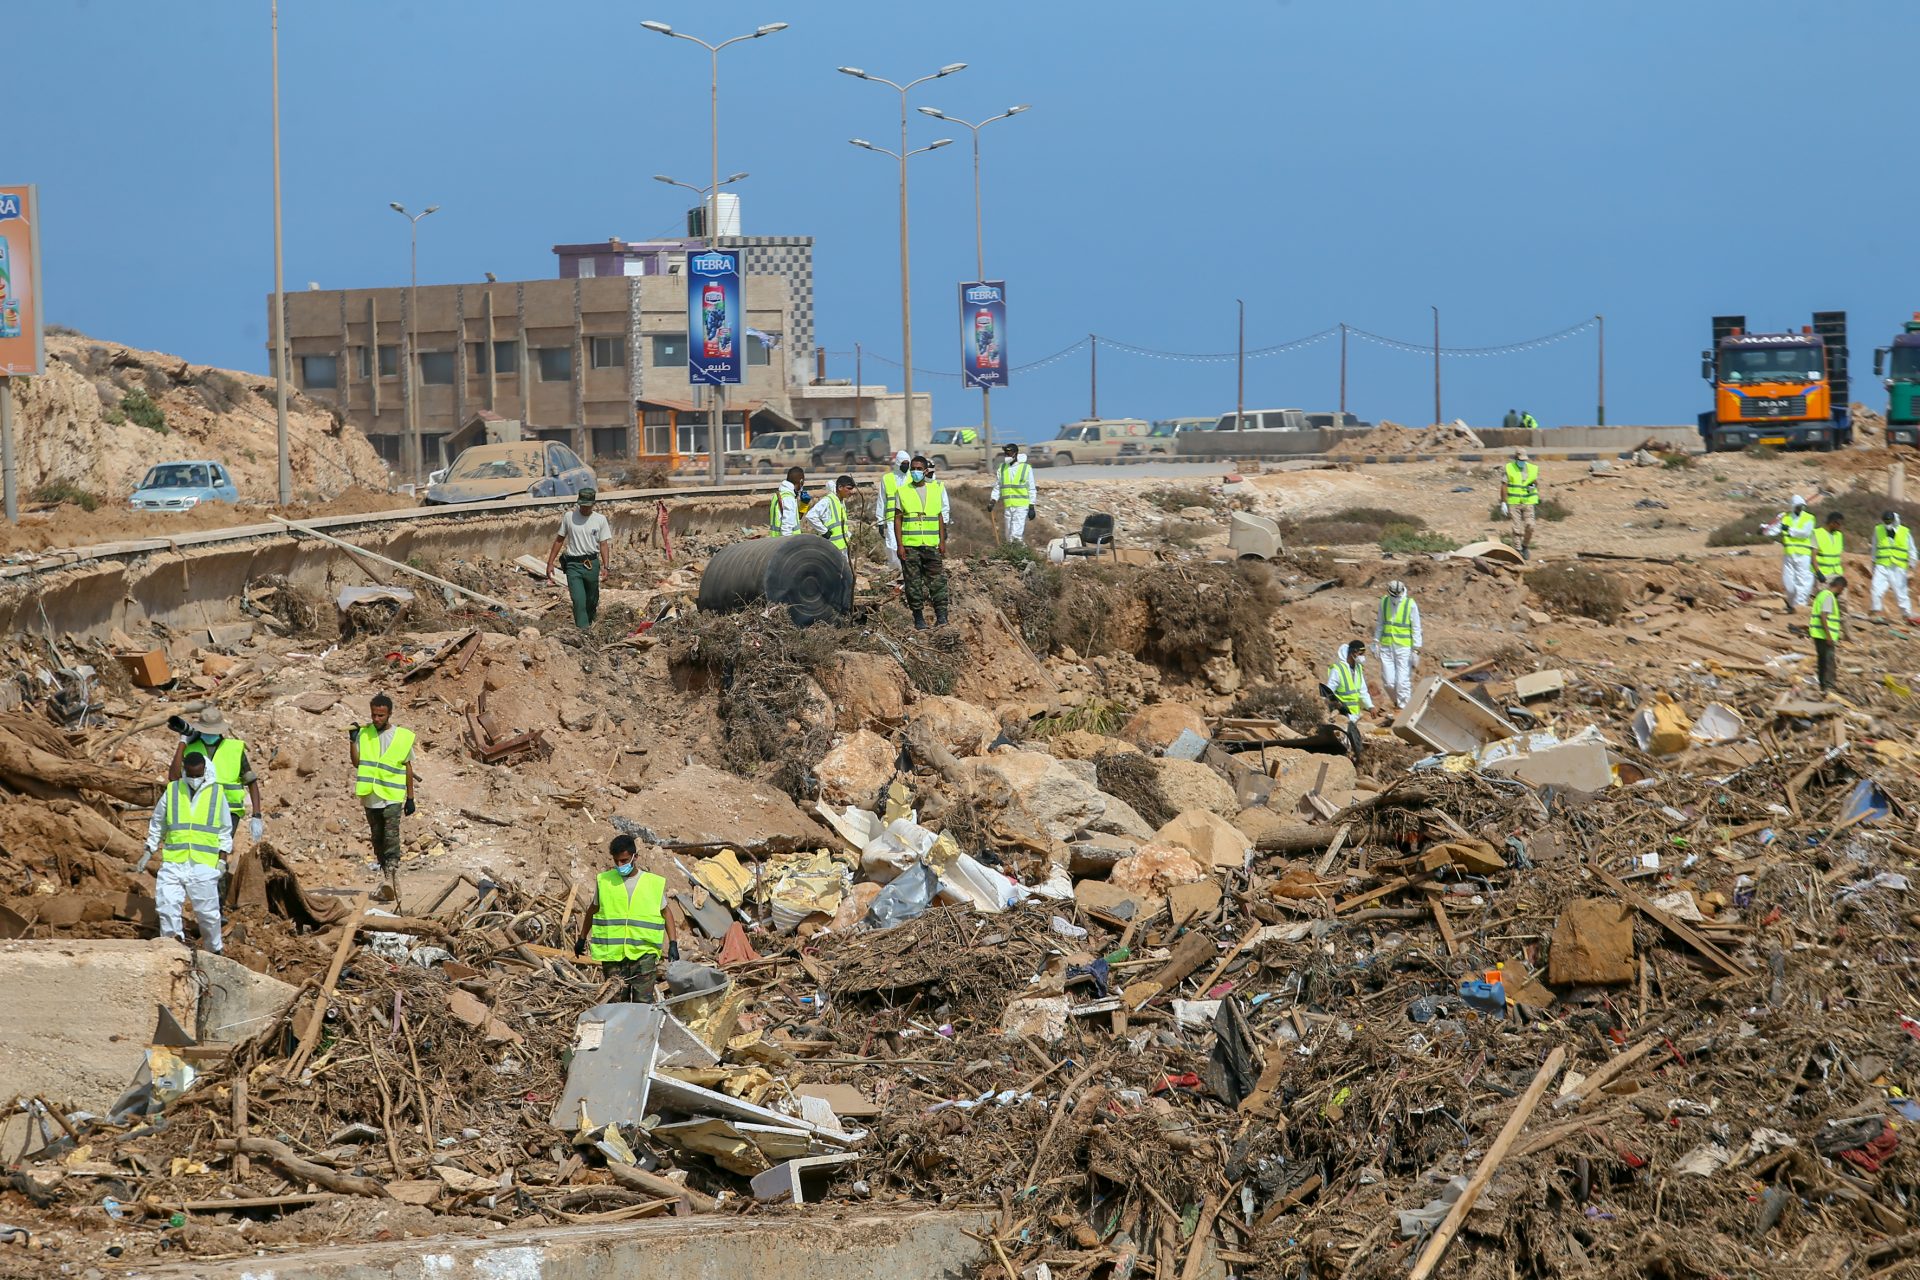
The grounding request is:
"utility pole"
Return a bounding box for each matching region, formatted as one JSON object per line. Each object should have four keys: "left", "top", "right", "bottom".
{"left": 1338, "top": 322, "right": 1347, "bottom": 417}
{"left": 1431, "top": 305, "right": 1442, "bottom": 427}
{"left": 855, "top": 342, "right": 863, "bottom": 433}
{"left": 1596, "top": 313, "right": 1607, "bottom": 426}
{"left": 1236, "top": 301, "right": 1245, "bottom": 431}
{"left": 270, "top": 0, "right": 291, "bottom": 505}
{"left": 1089, "top": 334, "right": 1097, "bottom": 420}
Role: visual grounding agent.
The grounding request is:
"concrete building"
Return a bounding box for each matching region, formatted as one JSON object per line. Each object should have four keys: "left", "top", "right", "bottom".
{"left": 790, "top": 380, "right": 931, "bottom": 452}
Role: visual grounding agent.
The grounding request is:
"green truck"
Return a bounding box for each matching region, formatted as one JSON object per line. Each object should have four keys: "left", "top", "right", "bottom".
{"left": 1873, "top": 312, "right": 1920, "bottom": 447}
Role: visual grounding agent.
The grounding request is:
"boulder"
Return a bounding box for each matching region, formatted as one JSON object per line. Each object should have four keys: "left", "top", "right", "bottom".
{"left": 1122, "top": 702, "right": 1209, "bottom": 753}
{"left": 617, "top": 763, "right": 830, "bottom": 855}
{"left": 1084, "top": 793, "right": 1155, "bottom": 841}
{"left": 1069, "top": 835, "right": 1141, "bottom": 879}
{"left": 1047, "top": 730, "right": 1139, "bottom": 761}
{"left": 965, "top": 750, "right": 1107, "bottom": 840}
{"left": 906, "top": 695, "right": 1001, "bottom": 758}
{"left": 1264, "top": 748, "right": 1357, "bottom": 817}
{"left": 817, "top": 653, "right": 910, "bottom": 731}
{"left": 815, "top": 730, "right": 896, "bottom": 808}
{"left": 1152, "top": 758, "right": 1238, "bottom": 818}
{"left": 1228, "top": 806, "right": 1300, "bottom": 846}
{"left": 1548, "top": 899, "right": 1635, "bottom": 986}
{"left": 1110, "top": 842, "right": 1209, "bottom": 899}
{"left": 1154, "top": 810, "right": 1253, "bottom": 871}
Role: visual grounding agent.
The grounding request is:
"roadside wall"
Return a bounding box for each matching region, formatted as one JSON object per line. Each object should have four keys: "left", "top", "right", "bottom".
{"left": 1175, "top": 424, "right": 1699, "bottom": 459}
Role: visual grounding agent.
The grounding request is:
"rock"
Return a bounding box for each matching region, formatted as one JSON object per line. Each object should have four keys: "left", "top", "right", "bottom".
{"left": 1263, "top": 748, "right": 1357, "bottom": 817}
{"left": 964, "top": 751, "right": 1106, "bottom": 840}
{"left": 1110, "top": 842, "right": 1209, "bottom": 899}
{"left": 293, "top": 746, "right": 318, "bottom": 777}
{"left": 817, "top": 652, "right": 910, "bottom": 731}
{"left": 559, "top": 699, "right": 597, "bottom": 732}
{"left": 1074, "top": 878, "right": 1142, "bottom": 919}
{"left": 1054, "top": 757, "right": 1099, "bottom": 787}
{"left": 1152, "top": 758, "right": 1238, "bottom": 818}
{"left": 907, "top": 695, "right": 1001, "bottom": 758}
{"left": 1046, "top": 730, "right": 1139, "bottom": 761}
{"left": 1084, "top": 793, "right": 1155, "bottom": 841}
{"left": 1548, "top": 898, "right": 1635, "bottom": 986}
{"left": 1228, "top": 806, "right": 1300, "bottom": 845}
{"left": 1154, "top": 809, "right": 1253, "bottom": 870}
{"left": 1121, "top": 702, "right": 1209, "bottom": 753}
{"left": 815, "top": 730, "right": 896, "bottom": 807}
{"left": 617, "top": 762, "right": 830, "bottom": 855}
{"left": 1069, "top": 836, "right": 1141, "bottom": 878}
{"left": 293, "top": 691, "right": 338, "bottom": 714}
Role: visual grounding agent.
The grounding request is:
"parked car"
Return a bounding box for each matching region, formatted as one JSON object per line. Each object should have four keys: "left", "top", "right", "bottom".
{"left": 1213, "top": 408, "right": 1311, "bottom": 432}
{"left": 810, "top": 427, "right": 893, "bottom": 470}
{"left": 1028, "top": 418, "right": 1151, "bottom": 466}
{"left": 926, "top": 427, "right": 993, "bottom": 471}
{"left": 1304, "top": 412, "right": 1370, "bottom": 430}
{"left": 724, "top": 431, "right": 813, "bottom": 475}
{"left": 1147, "top": 418, "right": 1213, "bottom": 450}
{"left": 422, "top": 441, "right": 595, "bottom": 505}
{"left": 129, "top": 460, "right": 239, "bottom": 511}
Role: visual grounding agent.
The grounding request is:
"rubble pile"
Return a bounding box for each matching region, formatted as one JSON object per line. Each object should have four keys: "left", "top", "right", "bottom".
{"left": 1328, "top": 420, "right": 1486, "bottom": 458}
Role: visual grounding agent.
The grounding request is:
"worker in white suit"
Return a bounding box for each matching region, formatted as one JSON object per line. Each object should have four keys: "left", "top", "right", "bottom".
{"left": 1762, "top": 494, "right": 1817, "bottom": 609}
{"left": 1871, "top": 510, "right": 1916, "bottom": 620}
{"left": 137, "top": 748, "right": 233, "bottom": 953}
{"left": 1371, "top": 580, "right": 1423, "bottom": 709}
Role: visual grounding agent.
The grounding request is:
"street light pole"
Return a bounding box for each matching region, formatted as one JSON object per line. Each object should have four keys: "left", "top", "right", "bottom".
{"left": 918, "top": 104, "right": 1028, "bottom": 452}
{"left": 642, "top": 21, "right": 787, "bottom": 486}
{"left": 388, "top": 202, "right": 439, "bottom": 486}
{"left": 1236, "top": 300, "right": 1245, "bottom": 431}
{"left": 270, "top": 0, "right": 291, "bottom": 506}
{"left": 840, "top": 63, "right": 966, "bottom": 453}
{"left": 1596, "top": 313, "right": 1606, "bottom": 426}
{"left": 1431, "top": 305, "right": 1442, "bottom": 428}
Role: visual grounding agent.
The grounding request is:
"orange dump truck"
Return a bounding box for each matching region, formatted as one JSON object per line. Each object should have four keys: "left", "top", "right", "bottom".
{"left": 1697, "top": 312, "right": 1850, "bottom": 451}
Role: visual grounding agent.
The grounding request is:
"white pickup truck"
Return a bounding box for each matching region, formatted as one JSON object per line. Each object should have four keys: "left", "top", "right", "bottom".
{"left": 1028, "top": 418, "right": 1152, "bottom": 467}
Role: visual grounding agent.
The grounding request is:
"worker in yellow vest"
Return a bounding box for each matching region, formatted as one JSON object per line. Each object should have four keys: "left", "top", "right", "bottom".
{"left": 1813, "top": 512, "right": 1846, "bottom": 585}
{"left": 768, "top": 466, "right": 805, "bottom": 536}
{"left": 1808, "top": 575, "right": 1846, "bottom": 693}
{"left": 1871, "top": 510, "right": 1916, "bottom": 621}
{"left": 350, "top": 693, "right": 416, "bottom": 906}
{"left": 1764, "top": 495, "right": 1817, "bottom": 609}
{"left": 138, "top": 749, "right": 233, "bottom": 953}
{"left": 990, "top": 442, "right": 1037, "bottom": 543}
{"left": 892, "top": 454, "right": 951, "bottom": 630}
{"left": 168, "top": 704, "right": 263, "bottom": 849}
{"left": 1498, "top": 448, "right": 1540, "bottom": 559}
{"left": 1321, "top": 640, "right": 1375, "bottom": 762}
{"left": 804, "top": 474, "right": 856, "bottom": 556}
{"left": 878, "top": 451, "right": 910, "bottom": 573}
{"left": 574, "top": 834, "right": 678, "bottom": 1002}
{"left": 1371, "top": 581, "right": 1422, "bottom": 709}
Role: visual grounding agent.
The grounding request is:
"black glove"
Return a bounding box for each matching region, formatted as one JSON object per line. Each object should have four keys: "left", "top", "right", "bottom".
{"left": 667, "top": 941, "right": 681, "bottom": 962}
{"left": 347, "top": 725, "right": 360, "bottom": 743}
{"left": 573, "top": 938, "right": 587, "bottom": 957}
{"left": 403, "top": 798, "right": 416, "bottom": 816}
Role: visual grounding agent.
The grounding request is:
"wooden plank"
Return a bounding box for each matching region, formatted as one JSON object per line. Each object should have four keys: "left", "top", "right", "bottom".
{"left": 1312, "top": 824, "right": 1351, "bottom": 877}
{"left": 285, "top": 894, "right": 368, "bottom": 1077}
{"left": 1589, "top": 864, "right": 1753, "bottom": 978}
{"left": 1550, "top": 1038, "right": 1657, "bottom": 1113}
{"left": 1123, "top": 929, "right": 1217, "bottom": 1011}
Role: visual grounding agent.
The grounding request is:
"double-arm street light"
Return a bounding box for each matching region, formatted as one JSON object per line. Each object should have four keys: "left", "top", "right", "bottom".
{"left": 916, "top": 102, "right": 1028, "bottom": 449}
{"left": 838, "top": 62, "right": 966, "bottom": 451}
{"left": 642, "top": 20, "right": 787, "bottom": 484}
{"left": 388, "top": 202, "right": 439, "bottom": 485}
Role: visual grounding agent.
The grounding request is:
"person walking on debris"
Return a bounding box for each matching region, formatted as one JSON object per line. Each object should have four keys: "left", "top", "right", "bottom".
{"left": 805, "top": 474, "right": 856, "bottom": 557}
{"left": 1764, "top": 494, "right": 1817, "bottom": 609}
{"left": 878, "top": 450, "right": 910, "bottom": 574}
{"left": 1809, "top": 574, "right": 1846, "bottom": 693}
{"left": 139, "top": 747, "right": 232, "bottom": 954}
{"left": 545, "top": 487, "right": 615, "bottom": 629}
{"left": 575, "top": 834, "right": 677, "bottom": 1002}
{"left": 893, "top": 453, "right": 951, "bottom": 630}
{"left": 1499, "top": 447, "right": 1540, "bottom": 559}
{"left": 350, "top": 693, "right": 416, "bottom": 905}
{"left": 768, "top": 466, "right": 805, "bottom": 538}
{"left": 1372, "top": 580, "right": 1422, "bottom": 709}
{"left": 1813, "top": 511, "right": 1846, "bottom": 584}
{"left": 1322, "top": 639, "right": 1374, "bottom": 760}
{"left": 1871, "top": 510, "right": 1916, "bottom": 621}
{"left": 167, "top": 703, "right": 262, "bottom": 853}
{"left": 990, "top": 442, "right": 1037, "bottom": 544}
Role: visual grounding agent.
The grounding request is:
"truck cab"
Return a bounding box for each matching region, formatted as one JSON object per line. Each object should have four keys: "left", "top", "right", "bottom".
{"left": 1697, "top": 313, "right": 1850, "bottom": 451}
{"left": 1873, "top": 313, "right": 1920, "bottom": 447}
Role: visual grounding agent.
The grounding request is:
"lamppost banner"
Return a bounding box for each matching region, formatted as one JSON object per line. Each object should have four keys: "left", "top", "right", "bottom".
{"left": 0, "top": 185, "right": 44, "bottom": 377}
{"left": 960, "top": 280, "right": 1008, "bottom": 388}
{"left": 687, "top": 248, "right": 742, "bottom": 386}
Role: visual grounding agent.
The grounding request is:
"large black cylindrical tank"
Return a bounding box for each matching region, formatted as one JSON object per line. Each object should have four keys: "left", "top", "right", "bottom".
{"left": 696, "top": 534, "right": 852, "bottom": 626}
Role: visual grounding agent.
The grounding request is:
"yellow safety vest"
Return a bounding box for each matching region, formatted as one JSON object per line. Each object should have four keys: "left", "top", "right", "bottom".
{"left": 160, "top": 779, "right": 224, "bottom": 868}
{"left": 1808, "top": 589, "right": 1841, "bottom": 642}
{"left": 897, "top": 481, "right": 945, "bottom": 548}
{"left": 1813, "top": 528, "right": 1844, "bottom": 578}
{"left": 589, "top": 868, "right": 667, "bottom": 963}
{"left": 1328, "top": 660, "right": 1366, "bottom": 716}
{"left": 1504, "top": 461, "right": 1539, "bottom": 506}
{"left": 996, "top": 460, "right": 1033, "bottom": 508}
{"left": 881, "top": 470, "right": 906, "bottom": 523}
{"left": 354, "top": 725, "right": 415, "bottom": 805}
{"left": 958, "top": 429, "right": 978, "bottom": 444}
{"left": 1378, "top": 596, "right": 1413, "bottom": 647}
{"left": 767, "top": 489, "right": 798, "bottom": 536}
{"left": 1874, "top": 524, "right": 1914, "bottom": 569}
{"left": 1780, "top": 511, "right": 1815, "bottom": 558}
{"left": 818, "top": 493, "right": 849, "bottom": 550}
{"left": 182, "top": 736, "right": 248, "bottom": 816}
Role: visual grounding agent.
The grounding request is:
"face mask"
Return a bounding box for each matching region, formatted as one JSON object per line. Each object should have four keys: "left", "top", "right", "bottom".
{"left": 184, "top": 770, "right": 207, "bottom": 788}
{"left": 200, "top": 733, "right": 221, "bottom": 746}
{"left": 911, "top": 470, "right": 926, "bottom": 483}
{"left": 616, "top": 861, "right": 635, "bottom": 877}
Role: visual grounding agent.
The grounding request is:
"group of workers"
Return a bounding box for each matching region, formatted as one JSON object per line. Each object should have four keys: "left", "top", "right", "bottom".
{"left": 138, "top": 694, "right": 417, "bottom": 955}
{"left": 1766, "top": 495, "right": 1916, "bottom": 691}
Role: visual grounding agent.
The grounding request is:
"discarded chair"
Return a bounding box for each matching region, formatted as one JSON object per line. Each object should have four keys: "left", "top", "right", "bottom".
{"left": 1061, "top": 513, "right": 1116, "bottom": 559}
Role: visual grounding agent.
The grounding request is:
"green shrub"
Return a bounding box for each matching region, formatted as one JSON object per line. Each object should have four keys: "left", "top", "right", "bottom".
{"left": 1708, "top": 489, "right": 1920, "bottom": 548}
{"left": 120, "top": 389, "right": 168, "bottom": 434}
{"left": 1379, "top": 523, "right": 1458, "bottom": 554}
{"left": 1661, "top": 452, "right": 1696, "bottom": 470}
{"left": 30, "top": 482, "right": 101, "bottom": 512}
{"left": 1528, "top": 564, "right": 1627, "bottom": 623}
{"left": 1286, "top": 505, "right": 1429, "bottom": 546}
{"left": 1142, "top": 486, "right": 1217, "bottom": 514}
{"left": 1490, "top": 498, "right": 1571, "bottom": 522}
{"left": 984, "top": 540, "right": 1040, "bottom": 567}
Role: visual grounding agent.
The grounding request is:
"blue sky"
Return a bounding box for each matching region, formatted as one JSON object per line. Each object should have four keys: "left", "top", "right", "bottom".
{"left": 14, "top": 1, "right": 1918, "bottom": 441}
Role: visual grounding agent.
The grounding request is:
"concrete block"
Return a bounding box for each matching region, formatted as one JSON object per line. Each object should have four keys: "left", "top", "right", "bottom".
{"left": 192, "top": 950, "right": 297, "bottom": 1044}
{"left": 1480, "top": 738, "right": 1612, "bottom": 793}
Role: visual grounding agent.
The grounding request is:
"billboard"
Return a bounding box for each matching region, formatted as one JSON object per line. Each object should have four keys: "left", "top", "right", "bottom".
{"left": 686, "top": 248, "right": 742, "bottom": 385}
{"left": 0, "top": 185, "right": 44, "bottom": 377}
{"left": 960, "top": 280, "right": 1008, "bottom": 387}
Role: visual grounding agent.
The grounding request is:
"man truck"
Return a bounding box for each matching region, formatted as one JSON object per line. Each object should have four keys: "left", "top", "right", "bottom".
{"left": 1697, "top": 312, "right": 1849, "bottom": 451}
{"left": 1873, "top": 313, "right": 1920, "bottom": 448}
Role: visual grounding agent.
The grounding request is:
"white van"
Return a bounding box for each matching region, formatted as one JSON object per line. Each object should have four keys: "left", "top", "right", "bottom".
{"left": 1213, "top": 408, "right": 1311, "bottom": 432}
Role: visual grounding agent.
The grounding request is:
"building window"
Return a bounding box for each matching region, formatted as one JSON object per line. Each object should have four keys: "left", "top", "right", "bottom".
{"left": 577, "top": 258, "right": 596, "bottom": 279}
{"left": 590, "top": 426, "right": 629, "bottom": 459}
{"left": 299, "top": 355, "right": 338, "bottom": 389}
{"left": 493, "top": 341, "right": 519, "bottom": 375}
{"left": 821, "top": 416, "right": 852, "bottom": 433}
{"left": 536, "top": 347, "right": 573, "bottom": 382}
{"left": 590, "top": 336, "right": 626, "bottom": 369}
{"left": 378, "top": 345, "right": 399, "bottom": 377}
{"left": 418, "top": 352, "right": 455, "bottom": 386}
{"left": 747, "top": 332, "right": 776, "bottom": 366}
{"left": 643, "top": 408, "right": 673, "bottom": 456}
{"left": 468, "top": 342, "right": 487, "bottom": 375}
{"left": 354, "top": 346, "right": 371, "bottom": 379}
{"left": 652, "top": 334, "right": 687, "bottom": 367}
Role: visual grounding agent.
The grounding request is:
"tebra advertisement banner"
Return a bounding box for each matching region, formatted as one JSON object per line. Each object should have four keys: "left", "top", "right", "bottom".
{"left": 0, "top": 185, "right": 44, "bottom": 377}
{"left": 960, "top": 280, "right": 1007, "bottom": 388}
{"left": 687, "top": 248, "right": 742, "bottom": 386}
